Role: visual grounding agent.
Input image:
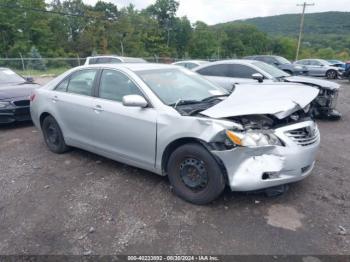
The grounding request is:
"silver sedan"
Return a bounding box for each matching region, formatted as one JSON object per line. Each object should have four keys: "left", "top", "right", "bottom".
{"left": 294, "top": 59, "right": 344, "bottom": 79}
{"left": 30, "top": 63, "right": 320, "bottom": 204}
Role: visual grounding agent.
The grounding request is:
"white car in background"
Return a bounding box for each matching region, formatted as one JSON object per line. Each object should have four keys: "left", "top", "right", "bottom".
{"left": 172, "top": 60, "right": 209, "bottom": 70}
{"left": 85, "top": 55, "right": 147, "bottom": 65}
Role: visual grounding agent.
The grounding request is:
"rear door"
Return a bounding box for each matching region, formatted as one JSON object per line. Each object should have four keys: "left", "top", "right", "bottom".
{"left": 308, "top": 60, "right": 324, "bottom": 76}
{"left": 50, "top": 69, "right": 98, "bottom": 146}
{"left": 197, "top": 64, "right": 266, "bottom": 91}
{"left": 196, "top": 64, "right": 240, "bottom": 91}
{"left": 90, "top": 69, "right": 157, "bottom": 169}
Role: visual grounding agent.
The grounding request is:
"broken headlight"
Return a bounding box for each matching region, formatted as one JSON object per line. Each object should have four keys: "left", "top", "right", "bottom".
{"left": 226, "top": 130, "right": 283, "bottom": 147}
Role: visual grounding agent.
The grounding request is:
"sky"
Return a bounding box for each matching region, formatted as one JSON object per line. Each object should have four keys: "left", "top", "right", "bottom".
{"left": 82, "top": 0, "right": 350, "bottom": 25}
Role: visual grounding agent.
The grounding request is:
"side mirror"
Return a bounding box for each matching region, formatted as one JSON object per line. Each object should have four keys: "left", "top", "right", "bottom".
{"left": 252, "top": 73, "right": 264, "bottom": 83}
{"left": 25, "top": 77, "right": 34, "bottom": 83}
{"left": 122, "top": 95, "right": 148, "bottom": 108}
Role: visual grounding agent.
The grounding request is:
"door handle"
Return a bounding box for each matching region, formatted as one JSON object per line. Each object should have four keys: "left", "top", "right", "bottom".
{"left": 52, "top": 95, "right": 59, "bottom": 103}
{"left": 93, "top": 105, "right": 104, "bottom": 112}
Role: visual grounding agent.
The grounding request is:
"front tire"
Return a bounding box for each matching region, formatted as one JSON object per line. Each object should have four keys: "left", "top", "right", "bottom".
{"left": 326, "top": 70, "right": 337, "bottom": 79}
{"left": 42, "top": 115, "right": 69, "bottom": 154}
{"left": 167, "top": 143, "right": 226, "bottom": 205}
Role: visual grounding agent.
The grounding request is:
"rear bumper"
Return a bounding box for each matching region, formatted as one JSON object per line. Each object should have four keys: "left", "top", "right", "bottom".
{"left": 0, "top": 106, "right": 31, "bottom": 124}
{"left": 212, "top": 121, "right": 320, "bottom": 191}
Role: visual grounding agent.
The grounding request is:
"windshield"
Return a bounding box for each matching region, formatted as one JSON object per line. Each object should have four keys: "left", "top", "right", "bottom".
{"left": 252, "top": 61, "right": 290, "bottom": 78}
{"left": 0, "top": 68, "right": 25, "bottom": 84}
{"left": 275, "top": 56, "right": 291, "bottom": 64}
{"left": 319, "top": 59, "right": 332, "bottom": 66}
{"left": 137, "top": 68, "right": 228, "bottom": 105}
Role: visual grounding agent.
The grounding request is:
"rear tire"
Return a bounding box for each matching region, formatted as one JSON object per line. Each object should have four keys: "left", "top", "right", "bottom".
{"left": 326, "top": 70, "right": 337, "bottom": 79}
{"left": 42, "top": 115, "right": 69, "bottom": 154}
{"left": 167, "top": 143, "right": 226, "bottom": 205}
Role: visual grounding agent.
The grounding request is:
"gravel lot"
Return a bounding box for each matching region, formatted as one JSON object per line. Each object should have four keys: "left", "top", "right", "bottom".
{"left": 0, "top": 77, "right": 349, "bottom": 255}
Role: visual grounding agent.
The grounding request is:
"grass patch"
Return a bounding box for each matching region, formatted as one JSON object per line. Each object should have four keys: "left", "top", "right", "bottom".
{"left": 15, "top": 67, "right": 70, "bottom": 77}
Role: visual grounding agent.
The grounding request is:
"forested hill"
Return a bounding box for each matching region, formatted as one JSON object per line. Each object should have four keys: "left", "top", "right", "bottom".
{"left": 217, "top": 12, "right": 350, "bottom": 36}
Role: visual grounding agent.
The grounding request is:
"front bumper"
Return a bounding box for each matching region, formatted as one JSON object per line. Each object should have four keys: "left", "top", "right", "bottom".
{"left": 212, "top": 121, "right": 320, "bottom": 191}
{"left": 0, "top": 104, "right": 31, "bottom": 124}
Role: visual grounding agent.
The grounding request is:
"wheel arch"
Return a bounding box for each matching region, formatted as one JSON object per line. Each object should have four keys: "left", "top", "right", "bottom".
{"left": 39, "top": 112, "right": 53, "bottom": 128}
{"left": 161, "top": 137, "right": 228, "bottom": 181}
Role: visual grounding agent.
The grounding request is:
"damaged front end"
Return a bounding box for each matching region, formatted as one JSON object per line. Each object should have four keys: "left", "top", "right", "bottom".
{"left": 208, "top": 115, "right": 319, "bottom": 191}
{"left": 284, "top": 76, "right": 342, "bottom": 120}
{"left": 169, "top": 83, "right": 320, "bottom": 192}
{"left": 313, "top": 88, "right": 341, "bottom": 120}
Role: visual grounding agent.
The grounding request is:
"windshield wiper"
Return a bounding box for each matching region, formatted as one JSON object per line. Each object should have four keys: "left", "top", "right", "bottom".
{"left": 170, "top": 99, "right": 201, "bottom": 109}
{"left": 201, "top": 94, "right": 229, "bottom": 102}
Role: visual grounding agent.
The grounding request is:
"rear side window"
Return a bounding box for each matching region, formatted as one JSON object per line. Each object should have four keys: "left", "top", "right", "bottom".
{"left": 186, "top": 63, "right": 198, "bottom": 70}
{"left": 87, "top": 58, "right": 98, "bottom": 64}
{"left": 197, "top": 64, "right": 230, "bottom": 77}
{"left": 98, "top": 70, "right": 143, "bottom": 102}
{"left": 297, "top": 60, "right": 309, "bottom": 65}
{"left": 67, "top": 70, "right": 97, "bottom": 96}
{"left": 55, "top": 78, "right": 69, "bottom": 92}
{"left": 261, "top": 57, "right": 277, "bottom": 65}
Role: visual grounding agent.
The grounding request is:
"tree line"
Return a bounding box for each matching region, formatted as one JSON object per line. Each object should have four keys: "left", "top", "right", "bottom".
{"left": 0, "top": 0, "right": 348, "bottom": 69}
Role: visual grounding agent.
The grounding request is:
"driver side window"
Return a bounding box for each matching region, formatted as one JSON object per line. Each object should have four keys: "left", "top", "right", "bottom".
{"left": 310, "top": 60, "right": 321, "bottom": 66}
{"left": 197, "top": 64, "right": 230, "bottom": 77}
{"left": 99, "top": 70, "right": 143, "bottom": 102}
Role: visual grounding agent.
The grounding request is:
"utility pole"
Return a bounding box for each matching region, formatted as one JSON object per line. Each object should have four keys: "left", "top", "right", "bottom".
{"left": 295, "top": 2, "right": 315, "bottom": 61}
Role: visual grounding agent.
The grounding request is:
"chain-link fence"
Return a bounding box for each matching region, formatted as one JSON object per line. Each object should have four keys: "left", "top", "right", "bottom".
{"left": 0, "top": 56, "right": 226, "bottom": 78}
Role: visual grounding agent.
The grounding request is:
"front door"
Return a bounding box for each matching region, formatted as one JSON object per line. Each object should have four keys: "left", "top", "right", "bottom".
{"left": 91, "top": 69, "right": 157, "bottom": 169}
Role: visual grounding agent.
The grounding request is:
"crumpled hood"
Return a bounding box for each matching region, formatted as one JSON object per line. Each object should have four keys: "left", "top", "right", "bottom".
{"left": 284, "top": 76, "right": 340, "bottom": 90}
{"left": 0, "top": 83, "right": 39, "bottom": 100}
{"left": 201, "top": 83, "right": 319, "bottom": 119}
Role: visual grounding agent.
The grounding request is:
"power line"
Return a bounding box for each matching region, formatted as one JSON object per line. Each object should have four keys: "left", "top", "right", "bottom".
{"left": 295, "top": 2, "right": 315, "bottom": 61}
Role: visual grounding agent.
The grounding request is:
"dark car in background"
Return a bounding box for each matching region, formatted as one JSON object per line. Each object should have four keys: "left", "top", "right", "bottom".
{"left": 244, "top": 55, "right": 308, "bottom": 75}
{"left": 0, "top": 68, "right": 39, "bottom": 124}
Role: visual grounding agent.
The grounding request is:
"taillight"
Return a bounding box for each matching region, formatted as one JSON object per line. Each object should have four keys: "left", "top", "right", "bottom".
{"left": 30, "top": 93, "right": 36, "bottom": 102}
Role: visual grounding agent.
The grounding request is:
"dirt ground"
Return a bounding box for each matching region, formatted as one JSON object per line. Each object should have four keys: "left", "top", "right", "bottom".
{"left": 0, "top": 77, "right": 349, "bottom": 255}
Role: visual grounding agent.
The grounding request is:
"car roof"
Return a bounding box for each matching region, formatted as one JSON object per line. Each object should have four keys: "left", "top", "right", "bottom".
{"left": 86, "top": 55, "right": 146, "bottom": 63}
{"left": 193, "top": 59, "right": 262, "bottom": 71}
{"left": 173, "top": 60, "right": 208, "bottom": 64}
{"left": 79, "top": 63, "right": 180, "bottom": 72}
{"left": 245, "top": 55, "right": 280, "bottom": 58}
